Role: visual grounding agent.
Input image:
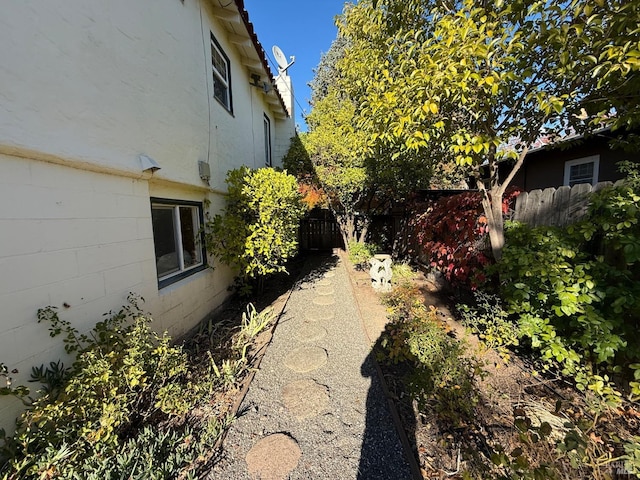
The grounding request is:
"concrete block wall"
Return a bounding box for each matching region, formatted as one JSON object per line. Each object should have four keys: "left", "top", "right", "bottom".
{"left": 0, "top": 155, "right": 154, "bottom": 428}
{"left": 0, "top": 155, "right": 236, "bottom": 432}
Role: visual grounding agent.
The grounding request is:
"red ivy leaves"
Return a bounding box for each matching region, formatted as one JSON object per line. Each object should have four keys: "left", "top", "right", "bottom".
{"left": 410, "top": 188, "right": 520, "bottom": 288}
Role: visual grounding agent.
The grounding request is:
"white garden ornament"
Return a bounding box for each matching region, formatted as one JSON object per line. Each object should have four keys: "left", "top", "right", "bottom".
{"left": 369, "top": 254, "right": 393, "bottom": 291}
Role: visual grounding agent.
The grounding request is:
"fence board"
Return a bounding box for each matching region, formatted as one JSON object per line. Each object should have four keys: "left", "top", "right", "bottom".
{"left": 552, "top": 185, "right": 572, "bottom": 227}
{"left": 513, "top": 181, "right": 617, "bottom": 227}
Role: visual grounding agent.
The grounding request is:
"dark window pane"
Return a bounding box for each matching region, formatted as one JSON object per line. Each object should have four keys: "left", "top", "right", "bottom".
{"left": 569, "top": 162, "right": 594, "bottom": 186}
{"left": 213, "top": 79, "right": 228, "bottom": 107}
{"left": 152, "top": 207, "right": 179, "bottom": 277}
{"left": 179, "top": 207, "right": 201, "bottom": 268}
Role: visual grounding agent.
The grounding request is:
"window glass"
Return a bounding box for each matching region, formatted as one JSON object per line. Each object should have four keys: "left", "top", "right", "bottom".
{"left": 179, "top": 206, "right": 202, "bottom": 268}
{"left": 564, "top": 155, "right": 599, "bottom": 187}
{"left": 211, "top": 34, "right": 231, "bottom": 111}
{"left": 263, "top": 115, "right": 272, "bottom": 166}
{"left": 152, "top": 207, "right": 179, "bottom": 277}
{"left": 569, "top": 162, "right": 594, "bottom": 186}
{"left": 151, "top": 200, "right": 205, "bottom": 286}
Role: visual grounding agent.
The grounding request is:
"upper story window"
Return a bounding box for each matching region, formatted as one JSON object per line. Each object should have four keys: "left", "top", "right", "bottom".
{"left": 263, "top": 114, "right": 272, "bottom": 166}
{"left": 211, "top": 33, "right": 232, "bottom": 112}
{"left": 151, "top": 198, "right": 206, "bottom": 288}
{"left": 564, "top": 155, "right": 600, "bottom": 187}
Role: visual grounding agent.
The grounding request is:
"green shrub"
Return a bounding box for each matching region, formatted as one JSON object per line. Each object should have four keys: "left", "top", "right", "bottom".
{"left": 0, "top": 297, "right": 197, "bottom": 478}
{"left": 347, "top": 241, "right": 378, "bottom": 270}
{"left": 0, "top": 295, "right": 236, "bottom": 479}
{"left": 457, "top": 291, "right": 520, "bottom": 362}
{"left": 487, "top": 164, "right": 640, "bottom": 397}
{"left": 380, "top": 286, "right": 483, "bottom": 426}
{"left": 489, "top": 223, "right": 626, "bottom": 396}
{"left": 390, "top": 262, "right": 415, "bottom": 285}
{"left": 205, "top": 167, "right": 305, "bottom": 293}
{"left": 0, "top": 297, "right": 274, "bottom": 479}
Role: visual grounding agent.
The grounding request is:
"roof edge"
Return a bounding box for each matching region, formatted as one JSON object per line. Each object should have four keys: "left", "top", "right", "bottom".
{"left": 232, "top": 0, "right": 289, "bottom": 117}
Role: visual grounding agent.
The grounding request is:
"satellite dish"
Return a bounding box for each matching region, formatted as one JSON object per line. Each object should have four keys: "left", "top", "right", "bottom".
{"left": 272, "top": 45, "right": 295, "bottom": 74}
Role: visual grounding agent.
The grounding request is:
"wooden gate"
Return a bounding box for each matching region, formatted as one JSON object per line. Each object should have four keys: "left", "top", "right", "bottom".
{"left": 299, "top": 209, "right": 344, "bottom": 251}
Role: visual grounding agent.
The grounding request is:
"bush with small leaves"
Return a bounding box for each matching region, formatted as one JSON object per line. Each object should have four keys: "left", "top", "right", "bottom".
{"left": 347, "top": 241, "right": 379, "bottom": 270}
{"left": 205, "top": 167, "right": 305, "bottom": 293}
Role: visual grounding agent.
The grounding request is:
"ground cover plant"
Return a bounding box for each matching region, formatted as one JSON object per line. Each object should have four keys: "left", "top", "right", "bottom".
{"left": 0, "top": 295, "right": 277, "bottom": 479}
{"left": 371, "top": 266, "right": 640, "bottom": 478}
{"left": 347, "top": 240, "right": 379, "bottom": 270}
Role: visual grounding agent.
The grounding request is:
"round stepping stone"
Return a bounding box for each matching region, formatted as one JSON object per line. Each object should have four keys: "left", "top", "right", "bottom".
{"left": 246, "top": 433, "right": 301, "bottom": 480}
{"left": 315, "top": 286, "right": 335, "bottom": 296}
{"left": 296, "top": 323, "right": 327, "bottom": 343}
{"left": 313, "top": 296, "right": 335, "bottom": 306}
{"left": 284, "top": 346, "right": 327, "bottom": 373}
{"left": 305, "top": 310, "right": 335, "bottom": 322}
{"left": 323, "top": 271, "right": 336, "bottom": 278}
{"left": 316, "top": 278, "right": 332, "bottom": 286}
{"left": 282, "top": 379, "right": 330, "bottom": 420}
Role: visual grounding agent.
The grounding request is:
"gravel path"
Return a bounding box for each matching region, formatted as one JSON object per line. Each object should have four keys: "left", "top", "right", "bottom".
{"left": 207, "top": 253, "right": 412, "bottom": 479}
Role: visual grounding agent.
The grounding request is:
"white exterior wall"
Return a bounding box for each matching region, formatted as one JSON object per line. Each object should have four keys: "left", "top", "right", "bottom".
{"left": 274, "top": 75, "right": 297, "bottom": 166}
{"left": 0, "top": 0, "right": 294, "bottom": 431}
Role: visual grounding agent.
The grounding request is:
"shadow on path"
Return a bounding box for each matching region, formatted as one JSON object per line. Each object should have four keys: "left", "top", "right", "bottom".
{"left": 358, "top": 339, "right": 418, "bottom": 480}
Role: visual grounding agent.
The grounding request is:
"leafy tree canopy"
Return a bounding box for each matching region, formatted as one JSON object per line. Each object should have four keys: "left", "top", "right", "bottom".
{"left": 333, "top": 0, "right": 640, "bottom": 259}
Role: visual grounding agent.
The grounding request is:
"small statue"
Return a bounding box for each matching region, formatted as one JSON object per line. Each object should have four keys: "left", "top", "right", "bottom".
{"left": 369, "top": 254, "right": 393, "bottom": 291}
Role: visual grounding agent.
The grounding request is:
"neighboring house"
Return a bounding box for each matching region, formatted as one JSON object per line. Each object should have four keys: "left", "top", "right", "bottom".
{"left": 504, "top": 129, "right": 639, "bottom": 191}
{"left": 0, "top": 0, "right": 295, "bottom": 430}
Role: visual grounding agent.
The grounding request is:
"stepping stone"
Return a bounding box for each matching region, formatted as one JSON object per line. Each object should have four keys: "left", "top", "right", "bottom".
{"left": 284, "top": 346, "right": 328, "bottom": 373}
{"left": 305, "top": 310, "right": 335, "bottom": 322}
{"left": 282, "top": 379, "right": 330, "bottom": 420}
{"left": 313, "top": 296, "right": 335, "bottom": 306}
{"left": 315, "top": 286, "right": 335, "bottom": 296}
{"left": 246, "top": 433, "right": 301, "bottom": 480}
{"left": 317, "top": 278, "right": 332, "bottom": 286}
{"left": 296, "top": 323, "right": 327, "bottom": 343}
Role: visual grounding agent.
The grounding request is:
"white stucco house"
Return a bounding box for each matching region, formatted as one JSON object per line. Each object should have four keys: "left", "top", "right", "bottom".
{"left": 0, "top": 0, "right": 296, "bottom": 430}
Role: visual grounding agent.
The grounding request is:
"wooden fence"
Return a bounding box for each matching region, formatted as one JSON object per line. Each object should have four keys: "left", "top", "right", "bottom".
{"left": 512, "top": 180, "right": 623, "bottom": 227}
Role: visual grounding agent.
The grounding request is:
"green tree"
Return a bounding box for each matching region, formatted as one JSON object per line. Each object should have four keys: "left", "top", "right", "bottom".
{"left": 543, "top": 0, "right": 640, "bottom": 135}
{"left": 305, "top": 87, "right": 371, "bottom": 246}
{"left": 205, "top": 167, "right": 305, "bottom": 291}
{"left": 305, "top": 28, "right": 433, "bottom": 248}
{"left": 344, "top": 0, "right": 584, "bottom": 260}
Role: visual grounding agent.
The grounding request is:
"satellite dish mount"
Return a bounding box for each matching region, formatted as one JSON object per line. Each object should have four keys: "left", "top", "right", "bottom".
{"left": 272, "top": 45, "right": 295, "bottom": 74}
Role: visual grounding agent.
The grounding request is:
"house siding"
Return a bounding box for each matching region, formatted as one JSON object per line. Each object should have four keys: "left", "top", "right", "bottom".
{"left": 504, "top": 136, "right": 639, "bottom": 192}
{"left": 0, "top": 0, "right": 293, "bottom": 431}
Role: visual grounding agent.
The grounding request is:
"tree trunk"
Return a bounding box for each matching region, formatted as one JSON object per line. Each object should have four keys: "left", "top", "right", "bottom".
{"left": 475, "top": 147, "right": 528, "bottom": 262}
{"left": 481, "top": 188, "right": 505, "bottom": 261}
{"left": 357, "top": 219, "right": 370, "bottom": 244}
{"left": 336, "top": 212, "right": 357, "bottom": 251}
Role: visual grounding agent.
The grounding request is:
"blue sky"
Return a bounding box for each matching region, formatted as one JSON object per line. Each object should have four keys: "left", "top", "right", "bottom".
{"left": 243, "top": 0, "right": 348, "bottom": 131}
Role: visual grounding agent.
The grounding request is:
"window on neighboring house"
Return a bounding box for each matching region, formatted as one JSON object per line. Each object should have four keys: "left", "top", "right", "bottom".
{"left": 263, "top": 114, "right": 272, "bottom": 166}
{"left": 151, "top": 199, "right": 206, "bottom": 288}
{"left": 564, "top": 155, "right": 600, "bottom": 187}
{"left": 211, "top": 33, "right": 232, "bottom": 112}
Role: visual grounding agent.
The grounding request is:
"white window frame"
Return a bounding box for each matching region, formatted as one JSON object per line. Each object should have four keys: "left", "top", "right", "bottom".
{"left": 211, "top": 33, "right": 232, "bottom": 112}
{"left": 263, "top": 114, "right": 272, "bottom": 166}
{"left": 563, "top": 155, "right": 600, "bottom": 187}
{"left": 151, "top": 199, "right": 206, "bottom": 288}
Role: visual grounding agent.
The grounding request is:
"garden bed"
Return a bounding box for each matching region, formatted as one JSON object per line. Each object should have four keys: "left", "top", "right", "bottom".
{"left": 364, "top": 267, "right": 640, "bottom": 479}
